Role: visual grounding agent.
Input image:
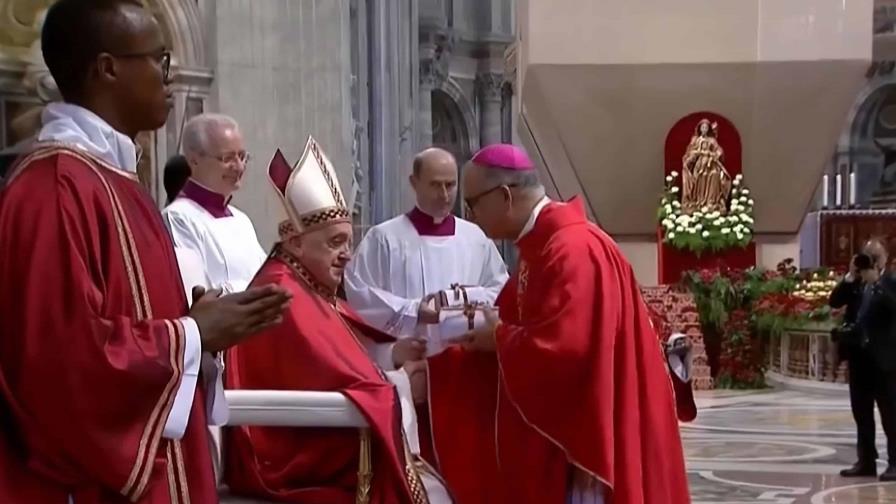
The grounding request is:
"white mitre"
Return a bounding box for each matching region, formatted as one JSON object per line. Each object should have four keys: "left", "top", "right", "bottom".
{"left": 268, "top": 136, "right": 350, "bottom": 237}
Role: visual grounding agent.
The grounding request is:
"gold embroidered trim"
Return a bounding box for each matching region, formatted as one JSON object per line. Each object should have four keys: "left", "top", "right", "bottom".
{"left": 129, "top": 319, "right": 184, "bottom": 501}
{"left": 403, "top": 443, "right": 430, "bottom": 504}
{"left": 356, "top": 428, "right": 372, "bottom": 504}
{"left": 3, "top": 142, "right": 139, "bottom": 188}
{"left": 299, "top": 206, "right": 350, "bottom": 228}
{"left": 173, "top": 440, "right": 191, "bottom": 504}
{"left": 275, "top": 247, "right": 338, "bottom": 303}
{"left": 309, "top": 139, "right": 346, "bottom": 208}
{"left": 166, "top": 443, "right": 179, "bottom": 504}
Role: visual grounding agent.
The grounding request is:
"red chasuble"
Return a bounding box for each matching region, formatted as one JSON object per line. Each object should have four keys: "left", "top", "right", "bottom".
{"left": 428, "top": 198, "right": 690, "bottom": 504}
{"left": 223, "top": 256, "right": 419, "bottom": 504}
{"left": 0, "top": 146, "right": 217, "bottom": 503}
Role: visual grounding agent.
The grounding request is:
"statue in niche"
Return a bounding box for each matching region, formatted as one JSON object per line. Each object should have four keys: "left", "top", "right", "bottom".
{"left": 681, "top": 119, "right": 732, "bottom": 214}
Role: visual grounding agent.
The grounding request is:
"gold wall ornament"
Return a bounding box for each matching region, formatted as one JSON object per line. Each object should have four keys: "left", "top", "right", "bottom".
{"left": 681, "top": 118, "right": 732, "bottom": 214}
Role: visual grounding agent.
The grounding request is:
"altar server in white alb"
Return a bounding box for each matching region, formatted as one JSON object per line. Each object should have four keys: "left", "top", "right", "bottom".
{"left": 344, "top": 147, "right": 509, "bottom": 361}
{"left": 163, "top": 113, "right": 267, "bottom": 296}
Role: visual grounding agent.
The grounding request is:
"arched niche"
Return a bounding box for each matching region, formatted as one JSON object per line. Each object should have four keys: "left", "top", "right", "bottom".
{"left": 844, "top": 81, "right": 896, "bottom": 207}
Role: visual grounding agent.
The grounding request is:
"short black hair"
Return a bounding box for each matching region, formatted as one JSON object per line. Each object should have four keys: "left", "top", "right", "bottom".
{"left": 42, "top": 0, "right": 144, "bottom": 101}
{"left": 163, "top": 155, "right": 191, "bottom": 205}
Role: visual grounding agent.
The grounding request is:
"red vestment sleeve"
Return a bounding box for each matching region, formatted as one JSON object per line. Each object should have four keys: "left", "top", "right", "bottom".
{"left": 0, "top": 156, "right": 185, "bottom": 500}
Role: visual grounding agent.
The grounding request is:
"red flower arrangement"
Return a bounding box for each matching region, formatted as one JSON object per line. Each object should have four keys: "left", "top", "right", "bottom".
{"left": 682, "top": 259, "right": 842, "bottom": 389}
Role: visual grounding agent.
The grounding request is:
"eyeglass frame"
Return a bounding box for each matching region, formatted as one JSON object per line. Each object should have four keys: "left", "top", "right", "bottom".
{"left": 463, "top": 183, "right": 518, "bottom": 215}
{"left": 203, "top": 150, "right": 252, "bottom": 166}
{"left": 106, "top": 50, "right": 172, "bottom": 81}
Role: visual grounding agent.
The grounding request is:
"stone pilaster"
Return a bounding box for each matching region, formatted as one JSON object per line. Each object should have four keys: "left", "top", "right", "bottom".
{"left": 476, "top": 71, "right": 504, "bottom": 147}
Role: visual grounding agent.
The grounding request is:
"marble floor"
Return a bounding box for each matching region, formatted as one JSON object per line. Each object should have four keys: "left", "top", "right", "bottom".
{"left": 685, "top": 385, "right": 896, "bottom": 503}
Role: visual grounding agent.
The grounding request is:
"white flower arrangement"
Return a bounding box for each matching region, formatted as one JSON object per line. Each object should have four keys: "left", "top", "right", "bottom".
{"left": 657, "top": 172, "right": 754, "bottom": 253}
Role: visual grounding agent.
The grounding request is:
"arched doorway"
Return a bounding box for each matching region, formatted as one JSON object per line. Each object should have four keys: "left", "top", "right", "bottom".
{"left": 431, "top": 88, "right": 472, "bottom": 216}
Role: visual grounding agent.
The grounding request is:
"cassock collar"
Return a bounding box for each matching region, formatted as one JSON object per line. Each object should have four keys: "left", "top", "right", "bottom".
{"left": 516, "top": 197, "right": 588, "bottom": 255}
{"left": 37, "top": 102, "right": 139, "bottom": 173}
{"left": 180, "top": 179, "right": 233, "bottom": 218}
{"left": 516, "top": 196, "right": 552, "bottom": 242}
{"left": 406, "top": 206, "right": 456, "bottom": 236}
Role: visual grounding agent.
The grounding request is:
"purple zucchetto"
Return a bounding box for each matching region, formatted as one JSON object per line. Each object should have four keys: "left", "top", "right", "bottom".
{"left": 470, "top": 144, "right": 534, "bottom": 171}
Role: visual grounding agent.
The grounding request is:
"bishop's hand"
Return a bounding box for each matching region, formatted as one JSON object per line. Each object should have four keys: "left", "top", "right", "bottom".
{"left": 460, "top": 306, "right": 499, "bottom": 352}
{"left": 418, "top": 291, "right": 447, "bottom": 325}
{"left": 392, "top": 337, "right": 427, "bottom": 368}
{"left": 190, "top": 284, "right": 293, "bottom": 353}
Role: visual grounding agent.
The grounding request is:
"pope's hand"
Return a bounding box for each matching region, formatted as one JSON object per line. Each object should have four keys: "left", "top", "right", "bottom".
{"left": 460, "top": 306, "right": 499, "bottom": 352}
{"left": 404, "top": 360, "right": 428, "bottom": 405}
{"left": 418, "top": 291, "right": 447, "bottom": 324}
{"left": 392, "top": 337, "right": 427, "bottom": 368}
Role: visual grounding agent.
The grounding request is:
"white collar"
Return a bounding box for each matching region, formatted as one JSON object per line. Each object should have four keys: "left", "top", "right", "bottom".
{"left": 517, "top": 196, "right": 551, "bottom": 242}
{"left": 37, "top": 102, "right": 139, "bottom": 173}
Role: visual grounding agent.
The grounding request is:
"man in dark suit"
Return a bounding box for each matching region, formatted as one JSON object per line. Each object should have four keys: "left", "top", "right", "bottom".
{"left": 831, "top": 240, "right": 896, "bottom": 481}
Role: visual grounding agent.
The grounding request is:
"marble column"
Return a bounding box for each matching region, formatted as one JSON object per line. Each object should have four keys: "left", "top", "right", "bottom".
{"left": 476, "top": 71, "right": 504, "bottom": 147}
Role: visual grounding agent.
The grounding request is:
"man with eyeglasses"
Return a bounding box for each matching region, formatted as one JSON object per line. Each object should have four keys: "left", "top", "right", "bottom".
{"left": 163, "top": 113, "right": 267, "bottom": 296}
{"left": 422, "top": 144, "right": 690, "bottom": 504}
{"left": 0, "top": 1, "right": 291, "bottom": 502}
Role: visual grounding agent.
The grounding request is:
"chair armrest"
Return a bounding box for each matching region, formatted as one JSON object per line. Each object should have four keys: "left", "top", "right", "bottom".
{"left": 224, "top": 390, "right": 368, "bottom": 428}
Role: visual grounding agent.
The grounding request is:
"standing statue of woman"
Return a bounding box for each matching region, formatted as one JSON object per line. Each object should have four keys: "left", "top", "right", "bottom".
{"left": 681, "top": 119, "right": 732, "bottom": 214}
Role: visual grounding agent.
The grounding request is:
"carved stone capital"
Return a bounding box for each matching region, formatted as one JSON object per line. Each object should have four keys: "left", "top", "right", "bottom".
{"left": 475, "top": 72, "right": 504, "bottom": 102}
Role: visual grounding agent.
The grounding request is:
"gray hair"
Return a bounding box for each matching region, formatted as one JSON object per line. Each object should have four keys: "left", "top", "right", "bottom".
{"left": 181, "top": 113, "right": 240, "bottom": 156}
{"left": 477, "top": 165, "right": 543, "bottom": 192}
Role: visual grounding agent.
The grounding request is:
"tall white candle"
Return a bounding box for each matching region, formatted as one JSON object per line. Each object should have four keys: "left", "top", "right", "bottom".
{"left": 822, "top": 174, "right": 829, "bottom": 208}
{"left": 849, "top": 170, "right": 857, "bottom": 206}
{"left": 836, "top": 173, "right": 842, "bottom": 207}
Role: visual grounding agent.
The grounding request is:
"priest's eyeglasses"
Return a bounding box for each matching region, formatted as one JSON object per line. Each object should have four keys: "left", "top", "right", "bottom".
{"left": 209, "top": 151, "right": 251, "bottom": 165}
{"left": 109, "top": 50, "right": 172, "bottom": 81}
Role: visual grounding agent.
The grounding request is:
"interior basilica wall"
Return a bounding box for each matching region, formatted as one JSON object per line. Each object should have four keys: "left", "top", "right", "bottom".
{"left": 200, "top": 0, "right": 354, "bottom": 248}
{"left": 0, "top": 0, "right": 510, "bottom": 256}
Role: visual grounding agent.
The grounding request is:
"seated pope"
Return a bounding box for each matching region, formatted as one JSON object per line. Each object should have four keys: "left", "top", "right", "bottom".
{"left": 223, "top": 137, "right": 451, "bottom": 504}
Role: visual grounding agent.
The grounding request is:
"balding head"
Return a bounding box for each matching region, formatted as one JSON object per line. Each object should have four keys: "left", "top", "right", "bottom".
{"left": 410, "top": 147, "right": 458, "bottom": 220}
{"left": 461, "top": 161, "right": 544, "bottom": 240}
{"left": 863, "top": 238, "right": 889, "bottom": 270}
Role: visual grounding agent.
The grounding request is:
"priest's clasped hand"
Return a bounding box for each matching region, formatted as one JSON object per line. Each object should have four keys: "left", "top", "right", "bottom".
{"left": 392, "top": 337, "right": 427, "bottom": 367}
{"left": 460, "top": 306, "right": 499, "bottom": 352}
{"left": 418, "top": 291, "right": 447, "bottom": 324}
{"left": 190, "top": 284, "right": 293, "bottom": 353}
